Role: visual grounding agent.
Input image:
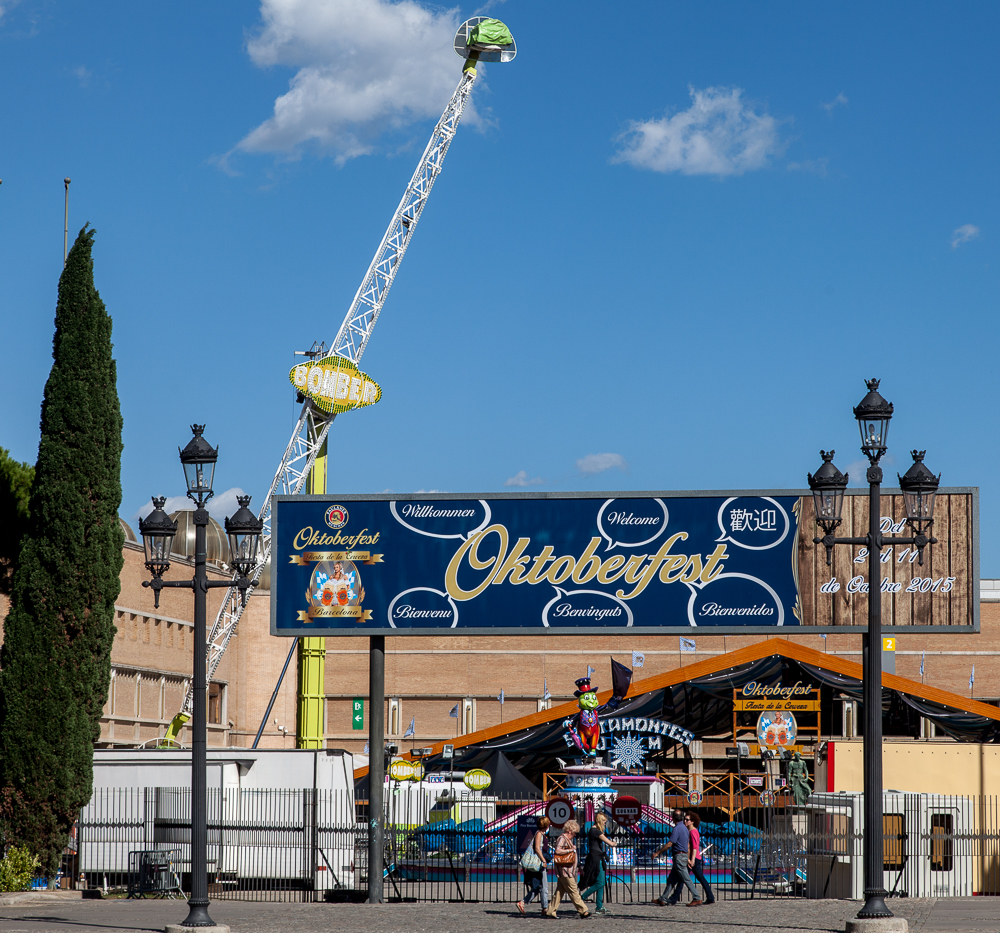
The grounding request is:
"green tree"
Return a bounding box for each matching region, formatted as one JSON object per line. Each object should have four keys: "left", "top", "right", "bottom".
{"left": 0, "top": 227, "right": 123, "bottom": 878}
{"left": 0, "top": 449, "right": 34, "bottom": 596}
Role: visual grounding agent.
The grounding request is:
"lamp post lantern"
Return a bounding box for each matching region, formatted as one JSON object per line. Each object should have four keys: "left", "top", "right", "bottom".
{"left": 807, "top": 380, "right": 938, "bottom": 922}
{"left": 139, "top": 426, "right": 262, "bottom": 929}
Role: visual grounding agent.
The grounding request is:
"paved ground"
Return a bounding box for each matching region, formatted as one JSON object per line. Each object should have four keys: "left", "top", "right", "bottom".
{"left": 0, "top": 896, "right": 997, "bottom": 933}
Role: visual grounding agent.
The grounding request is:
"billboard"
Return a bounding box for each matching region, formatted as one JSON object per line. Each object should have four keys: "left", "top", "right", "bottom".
{"left": 270, "top": 489, "right": 977, "bottom": 636}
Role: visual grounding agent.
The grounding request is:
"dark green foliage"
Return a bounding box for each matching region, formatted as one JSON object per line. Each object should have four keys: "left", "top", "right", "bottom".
{"left": 0, "top": 227, "right": 123, "bottom": 876}
{"left": 0, "top": 449, "right": 34, "bottom": 596}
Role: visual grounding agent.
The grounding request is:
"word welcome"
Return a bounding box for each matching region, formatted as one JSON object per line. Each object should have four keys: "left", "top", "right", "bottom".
{"left": 605, "top": 511, "right": 661, "bottom": 526}
{"left": 444, "top": 526, "right": 728, "bottom": 602}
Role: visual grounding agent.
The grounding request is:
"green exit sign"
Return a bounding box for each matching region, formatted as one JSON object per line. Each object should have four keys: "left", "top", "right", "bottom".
{"left": 352, "top": 698, "right": 364, "bottom": 730}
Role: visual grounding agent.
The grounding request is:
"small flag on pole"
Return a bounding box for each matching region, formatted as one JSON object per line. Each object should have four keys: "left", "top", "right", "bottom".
{"left": 680, "top": 637, "right": 696, "bottom": 653}
{"left": 403, "top": 716, "right": 415, "bottom": 738}
{"left": 449, "top": 703, "right": 459, "bottom": 718}
{"left": 632, "top": 650, "right": 645, "bottom": 669}
{"left": 586, "top": 665, "right": 595, "bottom": 679}
{"left": 363, "top": 741, "right": 369, "bottom": 755}
{"left": 970, "top": 665, "right": 975, "bottom": 691}
{"left": 920, "top": 652, "right": 925, "bottom": 677}
{"left": 819, "top": 633, "right": 827, "bottom": 639}
{"left": 498, "top": 689, "right": 505, "bottom": 705}
{"left": 543, "top": 679, "right": 551, "bottom": 701}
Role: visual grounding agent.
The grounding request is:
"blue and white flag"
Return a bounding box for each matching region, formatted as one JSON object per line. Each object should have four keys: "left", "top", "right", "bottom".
{"left": 543, "top": 679, "right": 551, "bottom": 701}
{"left": 449, "top": 703, "right": 459, "bottom": 718}
{"left": 363, "top": 741, "right": 369, "bottom": 755}
{"left": 819, "top": 633, "right": 827, "bottom": 639}
{"left": 403, "top": 716, "right": 415, "bottom": 738}
{"left": 920, "top": 652, "right": 925, "bottom": 677}
{"left": 632, "top": 650, "right": 645, "bottom": 669}
{"left": 498, "top": 689, "right": 505, "bottom": 705}
{"left": 970, "top": 665, "right": 975, "bottom": 691}
{"left": 680, "top": 637, "right": 696, "bottom": 653}
{"left": 586, "top": 665, "right": 595, "bottom": 679}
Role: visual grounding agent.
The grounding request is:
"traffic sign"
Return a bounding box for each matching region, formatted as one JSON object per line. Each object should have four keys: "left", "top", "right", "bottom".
{"left": 610, "top": 795, "right": 641, "bottom": 827}
{"left": 352, "top": 698, "right": 364, "bottom": 730}
{"left": 546, "top": 797, "right": 574, "bottom": 828}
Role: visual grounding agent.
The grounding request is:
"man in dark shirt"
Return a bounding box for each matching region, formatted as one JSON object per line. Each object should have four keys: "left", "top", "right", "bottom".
{"left": 652, "top": 809, "right": 700, "bottom": 905}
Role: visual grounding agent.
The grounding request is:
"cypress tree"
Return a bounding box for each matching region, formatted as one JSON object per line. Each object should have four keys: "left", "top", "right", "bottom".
{"left": 0, "top": 227, "right": 123, "bottom": 876}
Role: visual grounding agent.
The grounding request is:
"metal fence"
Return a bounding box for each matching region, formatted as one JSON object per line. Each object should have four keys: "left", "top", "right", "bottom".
{"left": 75, "top": 787, "right": 1000, "bottom": 903}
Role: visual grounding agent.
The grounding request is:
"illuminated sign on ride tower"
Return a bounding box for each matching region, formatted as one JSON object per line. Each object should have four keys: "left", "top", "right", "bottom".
{"left": 270, "top": 489, "right": 977, "bottom": 636}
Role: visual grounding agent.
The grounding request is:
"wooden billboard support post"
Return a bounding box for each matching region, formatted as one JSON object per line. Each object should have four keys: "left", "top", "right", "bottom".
{"left": 368, "top": 636, "right": 385, "bottom": 904}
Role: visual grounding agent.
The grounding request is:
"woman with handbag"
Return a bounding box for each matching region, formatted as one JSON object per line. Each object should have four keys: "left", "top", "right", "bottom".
{"left": 579, "top": 812, "right": 616, "bottom": 916}
{"left": 544, "top": 819, "right": 589, "bottom": 919}
{"left": 517, "top": 815, "right": 551, "bottom": 915}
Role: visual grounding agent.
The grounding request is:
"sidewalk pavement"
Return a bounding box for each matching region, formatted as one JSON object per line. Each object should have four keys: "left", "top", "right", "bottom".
{"left": 0, "top": 896, "right": 997, "bottom": 933}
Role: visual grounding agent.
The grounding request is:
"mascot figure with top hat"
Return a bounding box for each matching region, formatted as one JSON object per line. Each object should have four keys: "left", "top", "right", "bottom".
{"left": 567, "top": 659, "right": 633, "bottom": 759}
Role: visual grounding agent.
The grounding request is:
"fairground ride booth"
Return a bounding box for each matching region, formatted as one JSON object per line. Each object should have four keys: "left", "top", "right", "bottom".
{"left": 354, "top": 641, "right": 1000, "bottom": 898}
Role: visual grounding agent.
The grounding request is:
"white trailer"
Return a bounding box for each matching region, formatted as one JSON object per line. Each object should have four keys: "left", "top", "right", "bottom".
{"left": 81, "top": 749, "right": 355, "bottom": 893}
{"left": 806, "top": 791, "right": 975, "bottom": 899}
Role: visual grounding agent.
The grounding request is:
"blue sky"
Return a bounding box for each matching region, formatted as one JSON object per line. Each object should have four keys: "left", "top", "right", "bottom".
{"left": 1, "top": 2, "right": 997, "bottom": 570}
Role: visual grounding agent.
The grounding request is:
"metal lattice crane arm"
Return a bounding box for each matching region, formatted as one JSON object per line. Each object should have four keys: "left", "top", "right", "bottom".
{"left": 168, "top": 37, "right": 503, "bottom": 727}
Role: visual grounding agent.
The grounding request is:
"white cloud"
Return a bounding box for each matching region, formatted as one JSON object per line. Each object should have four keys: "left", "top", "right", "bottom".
{"left": 822, "top": 92, "right": 848, "bottom": 113}
{"left": 0, "top": 1, "right": 21, "bottom": 24}
{"left": 951, "top": 224, "right": 980, "bottom": 249}
{"left": 230, "top": 0, "right": 477, "bottom": 165}
{"left": 73, "top": 65, "right": 91, "bottom": 87}
{"left": 131, "top": 487, "right": 251, "bottom": 526}
{"left": 413, "top": 488, "right": 442, "bottom": 493}
{"left": 504, "top": 470, "right": 543, "bottom": 487}
{"left": 576, "top": 453, "right": 627, "bottom": 476}
{"left": 787, "top": 158, "right": 828, "bottom": 176}
{"left": 613, "top": 86, "right": 782, "bottom": 176}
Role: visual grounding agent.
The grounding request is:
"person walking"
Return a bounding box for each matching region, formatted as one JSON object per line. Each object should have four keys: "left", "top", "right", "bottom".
{"left": 517, "top": 815, "right": 551, "bottom": 916}
{"left": 544, "top": 819, "right": 590, "bottom": 919}
{"left": 651, "top": 808, "right": 699, "bottom": 906}
{"left": 580, "top": 812, "right": 617, "bottom": 916}
{"left": 685, "top": 812, "right": 714, "bottom": 906}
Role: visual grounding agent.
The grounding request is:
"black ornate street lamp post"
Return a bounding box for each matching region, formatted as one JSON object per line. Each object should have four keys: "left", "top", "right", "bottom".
{"left": 807, "top": 380, "right": 940, "bottom": 920}
{"left": 139, "top": 426, "right": 262, "bottom": 928}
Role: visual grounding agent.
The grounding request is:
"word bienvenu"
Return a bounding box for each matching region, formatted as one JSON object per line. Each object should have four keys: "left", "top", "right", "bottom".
{"left": 444, "top": 525, "right": 728, "bottom": 602}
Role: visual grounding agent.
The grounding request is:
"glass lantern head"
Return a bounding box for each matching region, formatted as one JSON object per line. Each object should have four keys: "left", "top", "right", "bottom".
{"left": 138, "top": 496, "right": 178, "bottom": 578}
{"left": 808, "top": 450, "right": 849, "bottom": 535}
{"left": 225, "top": 495, "right": 263, "bottom": 578}
{"left": 853, "top": 378, "right": 893, "bottom": 464}
{"left": 898, "top": 450, "right": 940, "bottom": 535}
{"left": 179, "top": 424, "right": 218, "bottom": 505}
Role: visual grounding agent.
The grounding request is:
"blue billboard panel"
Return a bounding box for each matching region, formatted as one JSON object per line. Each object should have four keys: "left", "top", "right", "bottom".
{"left": 270, "top": 492, "right": 803, "bottom": 636}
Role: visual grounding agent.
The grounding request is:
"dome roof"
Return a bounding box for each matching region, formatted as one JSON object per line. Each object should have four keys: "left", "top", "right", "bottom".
{"left": 256, "top": 555, "right": 271, "bottom": 591}
{"left": 119, "top": 516, "right": 137, "bottom": 544}
{"left": 168, "top": 510, "right": 230, "bottom": 566}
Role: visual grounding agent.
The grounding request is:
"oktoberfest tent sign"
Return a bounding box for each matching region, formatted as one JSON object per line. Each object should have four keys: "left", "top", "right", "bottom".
{"left": 271, "top": 490, "right": 977, "bottom": 636}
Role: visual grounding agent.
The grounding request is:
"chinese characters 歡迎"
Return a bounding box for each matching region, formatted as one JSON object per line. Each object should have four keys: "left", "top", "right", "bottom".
{"left": 729, "top": 508, "right": 778, "bottom": 533}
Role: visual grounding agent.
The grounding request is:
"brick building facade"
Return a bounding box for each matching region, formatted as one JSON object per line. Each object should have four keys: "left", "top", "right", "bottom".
{"left": 2, "top": 538, "right": 997, "bottom": 755}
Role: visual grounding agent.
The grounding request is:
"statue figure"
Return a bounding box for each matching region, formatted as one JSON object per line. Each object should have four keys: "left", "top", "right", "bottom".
{"left": 566, "top": 659, "right": 633, "bottom": 759}
{"left": 787, "top": 751, "right": 812, "bottom": 806}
